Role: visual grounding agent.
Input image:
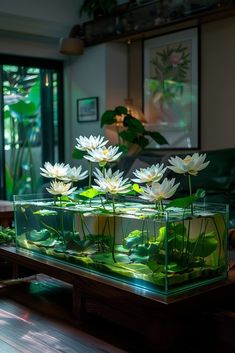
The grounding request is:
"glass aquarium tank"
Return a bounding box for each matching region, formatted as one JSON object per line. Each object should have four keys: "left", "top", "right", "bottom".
{"left": 13, "top": 194, "right": 228, "bottom": 296}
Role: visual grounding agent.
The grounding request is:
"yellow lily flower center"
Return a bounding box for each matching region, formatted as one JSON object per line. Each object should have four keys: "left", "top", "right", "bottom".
{"left": 183, "top": 156, "right": 192, "bottom": 165}
{"left": 102, "top": 149, "right": 109, "bottom": 155}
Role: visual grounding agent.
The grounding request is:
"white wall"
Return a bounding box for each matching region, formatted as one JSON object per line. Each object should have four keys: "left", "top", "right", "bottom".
{"left": 64, "top": 42, "right": 128, "bottom": 165}
{"left": 0, "top": 32, "right": 61, "bottom": 59}
{"left": 201, "top": 17, "right": 235, "bottom": 150}
{"left": 64, "top": 45, "right": 106, "bottom": 166}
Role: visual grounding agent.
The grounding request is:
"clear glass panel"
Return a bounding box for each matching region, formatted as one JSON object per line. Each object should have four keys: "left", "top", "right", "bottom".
{"left": 13, "top": 194, "right": 228, "bottom": 296}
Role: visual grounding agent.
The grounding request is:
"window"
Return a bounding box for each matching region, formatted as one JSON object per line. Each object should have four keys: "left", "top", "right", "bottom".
{"left": 0, "top": 55, "right": 64, "bottom": 199}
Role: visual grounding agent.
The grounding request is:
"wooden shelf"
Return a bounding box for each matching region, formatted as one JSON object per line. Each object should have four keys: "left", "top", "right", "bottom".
{"left": 83, "top": 0, "right": 235, "bottom": 46}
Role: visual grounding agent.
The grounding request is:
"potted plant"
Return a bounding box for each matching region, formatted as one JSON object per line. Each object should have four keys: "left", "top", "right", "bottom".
{"left": 100, "top": 105, "right": 168, "bottom": 155}
{"left": 79, "top": 0, "right": 117, "bottom": 18}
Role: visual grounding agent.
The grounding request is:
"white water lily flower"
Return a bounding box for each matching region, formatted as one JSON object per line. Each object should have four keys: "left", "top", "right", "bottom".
{"left": 168, "top": 153, "right": 210, "bottom": 176}
{"left": 75, "top": 135, "right": 108, "bottom": 151}
{"left": 46, "top": 180, "right": 77, "bottom": 196}
{"left": 60, "top": 166, "right": 88, "bottom": 182}
{"left": 40, "top": 162, "right": 70, "bottom": 179}
{"left": 139, "top": 178, "right": 180, "bottom": 202}
{"left": 132, "top": 163, "right": 167, "bottom": 184}
{"left": 93, "top": 168, "right": 131, "bottom": 194}
{"left": 84, "top": 146, "right": 122, "bottom": 166}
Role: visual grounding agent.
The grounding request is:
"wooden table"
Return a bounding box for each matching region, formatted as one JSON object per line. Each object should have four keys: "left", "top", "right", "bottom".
{"left": 1, "top": 245, "right": 235, "bottom": 351}
{"left": 0, "top": 201, "right": 14, "bottom": 227}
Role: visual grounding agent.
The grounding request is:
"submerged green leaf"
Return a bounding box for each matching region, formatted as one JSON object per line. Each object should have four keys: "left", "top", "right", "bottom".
{"left": 31, "top": 239, "right": 57, "bottom": 248}
{"left": 147, "top": 259, "right": 165, "bottom": 273}
{"left": 195, "top": 188, "right": 206, "bottom": 199}
{"left": 124, "top": 230, "right": 144, "bottom": 249}
{"left": 190, "top": 231, "right": 218, "bottom": 257}
{"left": 26, "top": 229, "right": 51, "bottom": 242}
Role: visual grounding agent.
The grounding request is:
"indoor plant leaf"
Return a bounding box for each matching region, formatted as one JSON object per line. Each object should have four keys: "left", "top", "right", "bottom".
{"left": 123, "top": 115, "right": 144, "bottom": 133}
{"left": 114, "top": 105, "right": 127, "bottom": 115}
{"left": 100, "top": 110, "right": 116, "bottom": 127}
{"left": 144, "top": 130, "right": 168, "bottom": 145}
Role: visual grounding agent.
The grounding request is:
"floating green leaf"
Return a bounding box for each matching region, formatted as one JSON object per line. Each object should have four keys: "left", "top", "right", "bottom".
{"left": 72, "top": 148, "right": 86, "bottom": 160}
{"left": 132, "top": 183, "right": 143, "bottom": 193}
{"left": 79, "top": 187, "right": 100, "bottom": 199}
{"left": 166, "top": 195, "right": 197, "bottom": 209}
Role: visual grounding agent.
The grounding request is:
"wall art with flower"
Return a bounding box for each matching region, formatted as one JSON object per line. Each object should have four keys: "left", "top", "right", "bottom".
{"left": 144, "top": 27, "right": 199, "bottom": 149}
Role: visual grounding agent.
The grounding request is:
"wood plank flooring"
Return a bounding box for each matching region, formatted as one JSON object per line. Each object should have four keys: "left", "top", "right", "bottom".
{"left": 0, "top": 298, "right": 129, "bottom": 353}
{"left": 1, "top": 270, "right": 235, "bottom": 353}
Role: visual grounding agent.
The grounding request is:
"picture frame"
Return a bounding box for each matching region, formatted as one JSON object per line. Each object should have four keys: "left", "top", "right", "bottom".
{"left": 143, "top": 27, "right": 199, "bottom": 149}
{"left": 77, "top": 97, "right": 99, "bottom": 122}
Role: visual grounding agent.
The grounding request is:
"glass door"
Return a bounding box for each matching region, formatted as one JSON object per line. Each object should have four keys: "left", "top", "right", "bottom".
{"left": 0, "top": 56, "right": 64, "bottom": 200}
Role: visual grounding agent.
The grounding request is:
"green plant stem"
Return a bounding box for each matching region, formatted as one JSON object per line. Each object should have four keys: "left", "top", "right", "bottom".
{"left": 99, "top": 195, "right": 106, "bottom": 210}
{"left": 60, "top": 210, "right": 65, "bottom": 245}
{"left": 80, "top": 214, "right": 87, "bottom": 241}
{"left": 97, "top": 215, "right": 100, "bottom": 252}
{"left": 211, "top": 216, "right": 222, "bottom": 267}
{"left": 188, "top": 174, "right": 193, "bottom": 215}
{"left": 111, "top": 194, "right": 116, "bottom": 263}
{"left": 89, "top": 161, "right": 92, "bottom": 188}
{"left": 141, "top": 219, "right": 146, "bottom": 244}
{"left": 185, "top": 220, "right": 191, "bottom": 264}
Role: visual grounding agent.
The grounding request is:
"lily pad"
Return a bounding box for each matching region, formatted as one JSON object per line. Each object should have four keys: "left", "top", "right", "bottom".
{"left": 33, "top": 209, "right": 58, "bottom": 216}
{"left": 26, "top": 229, "right": 51, "bottom": 242}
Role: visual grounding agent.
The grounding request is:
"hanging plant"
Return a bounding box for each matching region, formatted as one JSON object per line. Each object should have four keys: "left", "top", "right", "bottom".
{"left": 79, "top": 0, "right": 117, "bottom": 18}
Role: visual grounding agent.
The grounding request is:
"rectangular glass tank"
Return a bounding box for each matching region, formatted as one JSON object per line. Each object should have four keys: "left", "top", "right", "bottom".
{"left": 13, "top": 194, "right": 228, "bottom": 296}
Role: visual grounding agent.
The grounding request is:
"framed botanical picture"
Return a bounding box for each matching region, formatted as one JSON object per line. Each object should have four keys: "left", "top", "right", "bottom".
{"left": 143, "top": 27, "right": 199, "bottom": 149}
{"left": 77, "top": 97, "right": 99, "bottom": 122}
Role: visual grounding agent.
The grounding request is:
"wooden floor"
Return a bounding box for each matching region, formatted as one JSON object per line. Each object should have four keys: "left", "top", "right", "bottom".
{"left": 1, "top": 296, "right": 235, "bottom": 353}
{"left": 0, "top": 298, "right": 130, "bottom": 353}
{"left": 0, "top": 274, "right": 150, "bottom": 353}
{"left": 1, "top": 267, "right": 235, "bottom": 353}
